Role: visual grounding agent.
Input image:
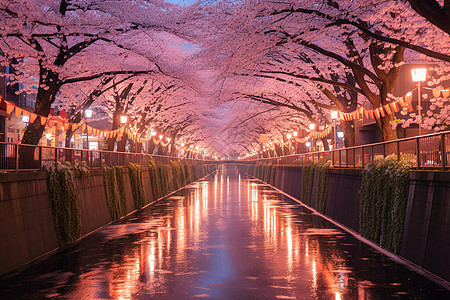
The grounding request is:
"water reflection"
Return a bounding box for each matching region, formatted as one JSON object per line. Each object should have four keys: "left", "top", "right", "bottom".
{"left": 0, "top": 165, "right": 448, "bottom": 299}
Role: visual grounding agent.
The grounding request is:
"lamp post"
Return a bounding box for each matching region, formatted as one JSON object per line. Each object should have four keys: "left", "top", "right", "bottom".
{"left": 308, "top": 123, "right": 316, "bottom": 151}
{"left": 330, "top": 111, "right": 338, "bottom": 149}
{"left": 411, "top": 67, "right": 427, "bottom": 136}
{"left": 293, "top": 131, "right": 298, "bottom": 154}
{"left": 286, "top": 133, "right": 293, "bottom": 155}
{"left": 84, "top": 109, "right": 93, "bottom": 150}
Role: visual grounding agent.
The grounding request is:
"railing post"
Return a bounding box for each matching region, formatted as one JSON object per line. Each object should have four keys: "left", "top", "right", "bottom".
{"left": 39, "top": 146, "right": 42, "bottom": 170}
{"left": 383, "top": 143, "right": 386, "bottom": 158}
{"left": 339, "top": 149, "right": 342, "bottom": 167}
{"left": 416, "top": 137, "right": 421, "bottom": 169}
{"left": 371, "top": 145, "right": 374, "bottom": 162}
{"left": 397, "top": 141, "right": 400, "bottom": 161}
{"left": 99, "top": 151, "right": 102, "bottom": 167}
{"left": 15, "top": 144, "right": 19, "bottom": 173}
{"left": 441, "top": 133, "right": 446, "bottom": 170}
{"left": 361, "top": 147, "right": 365, "bottom": 168}
{"left": 345, "top": 149, "right": 348, "bottom": 168}
{"left": 353, "top": 148, "right": 356, "bottom": 168}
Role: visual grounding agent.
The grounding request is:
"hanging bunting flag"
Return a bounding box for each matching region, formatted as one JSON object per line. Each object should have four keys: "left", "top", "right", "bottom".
{"left": 14, "top": 107, "right": 23, "bottom": 118}
{"left": 405, "top": 92, "right": 413, "bottom": 111}
{"left": 40, "top": 116, "right": 47, "bottom": 126}
{"left": 63, "top": 123, "right": 71, "bottom": 131}
{"left": 6, "top": 102, "right": 14, "bottom": 114}
{"left": 384, "top": 104, "right": 392, "bottom": 115}
{"left": 433, "top": 89, "right": 441, "bottom": 98}
{"left": 47, "top": 119, "right": 55, "bottom": 128}
{"left": 443, "top": 89, "right": 450, "bottom": 98}
{"left": 378, "top": 107, "right": 386, "bottom": 117}
{"left": 30, "top": 113, "right": 38, "bottom": 123}
{"left": 71, "top": 124, "right": 78, "bottom": 132}
{"left": 374, "top": 109, "right": 381, "bottom": 119}
{"left": 390, "top": 102, "right": 400, "bottom": 112}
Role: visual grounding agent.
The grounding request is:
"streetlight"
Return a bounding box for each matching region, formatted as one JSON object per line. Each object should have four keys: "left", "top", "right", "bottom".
{"left": 84, "top": 109, "right": 93, "bottom": 150}
{"left": 293, "top": 131, "right": 298, "bottom": 154}
{"left": 308, "top": 123, "right": 316, "bottom": 151}
{"left": 305, "top": 141, "right": 311, "bottom": 152}
{"left": 286, "top": 133, "right": 292, "bottom": 139}
{"left": 330, "top": 110, "right": 338, "bottom": 149}
{"left": 411, "top": 67, "right": 427, "bottom": 136}
{"left": 120, "top": 114, "right": 128, "bottom": 125}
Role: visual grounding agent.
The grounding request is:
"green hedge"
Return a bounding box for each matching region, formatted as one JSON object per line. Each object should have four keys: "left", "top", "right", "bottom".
{"left": 359, "top": 155, "right": 413, "bottom": 254}
{"left": 47, "top": 164, "right": 82, "bottom": 247}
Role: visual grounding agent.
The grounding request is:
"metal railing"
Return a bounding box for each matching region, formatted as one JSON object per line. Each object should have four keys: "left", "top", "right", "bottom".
{"left": 0, "top": 143, "right": 212, "bottom": 172}
{"left": 244, "top": 131, "right": 450, "bottom": 170}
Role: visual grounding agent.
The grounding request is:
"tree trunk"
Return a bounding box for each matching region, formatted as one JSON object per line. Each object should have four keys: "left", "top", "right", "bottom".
{"left": 117, "top": 133, "right": 128, "bottom": 152}
{"left": 341, "top": 121, "right": 355, "bottom": 147}
{"left": 321, "top": 137, "right": 330, "bottom": 151}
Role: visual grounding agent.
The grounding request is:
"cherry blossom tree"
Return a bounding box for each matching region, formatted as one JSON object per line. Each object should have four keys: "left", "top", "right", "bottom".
{"left": 0, "top": 0, "right": 179, "bottom": 145}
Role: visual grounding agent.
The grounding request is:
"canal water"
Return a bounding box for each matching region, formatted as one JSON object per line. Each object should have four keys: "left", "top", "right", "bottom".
{"left": 1, "top": 165, "right": 449, "bottom": 299}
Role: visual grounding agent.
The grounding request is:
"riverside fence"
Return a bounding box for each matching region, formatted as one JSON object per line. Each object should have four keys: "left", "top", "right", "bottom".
{"left": 0, "top": 143, "right": 211, "bottom": 172}
{"left": 244, "top": 131, "right": 450, "bottom": 170}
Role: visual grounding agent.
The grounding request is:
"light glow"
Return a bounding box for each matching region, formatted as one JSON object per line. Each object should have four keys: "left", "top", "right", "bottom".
{"left": 120, "top": 115, "right": 128, "bottom": 124}
{"left": 331, "top": 110, "right": 338, "bottom": 119}
{"left": 411, "top": 67, "right": 427, "bottom": 82}
{"left": 85, "top": 109, "right": 93, "bottom": 119}
{"left": 309, "top": 123, "right": 316, "bottom": 130}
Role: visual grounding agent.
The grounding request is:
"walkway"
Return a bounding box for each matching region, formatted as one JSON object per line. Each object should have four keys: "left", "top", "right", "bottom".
{"left": 1, "top": 165, "right": 449, "bottom": 299}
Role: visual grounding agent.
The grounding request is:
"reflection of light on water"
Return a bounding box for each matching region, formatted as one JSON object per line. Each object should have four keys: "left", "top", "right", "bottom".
{"left": 312, "top": 260, "right": 317, "bottom": 290}
{"left": 306, "top": 239, "right": 309, "bottom": 257}
{"left": 286, "top": 221, "right": 293, "bottom": 272}
{"left": 238, "top": 174, "right": 241, "bottom": 204}
{"left": 227, "top": 176, "right": 230, "bottom": 198}
{"left": 148, "top": 240, "right": 156, "bottom": 275}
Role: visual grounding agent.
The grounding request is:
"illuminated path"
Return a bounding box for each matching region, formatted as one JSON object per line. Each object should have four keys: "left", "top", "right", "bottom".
{"left": 1, "top": 165, "right": 449, "bottom": 299}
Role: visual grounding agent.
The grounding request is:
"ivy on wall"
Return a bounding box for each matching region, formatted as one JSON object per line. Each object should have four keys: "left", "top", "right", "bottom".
{"left": 103, "top": 166, "right": 127, "bottom": 220}
{"left": 315, "top": 160, "right": 331, "bottom": 214}
{"left": 46, "top": 163, "right": 82, "bottom": 247}
{"left": 128, "top": 163, "right": 145, "bottom": 209}
{"left": 301, "top": 162, "right": 315, "bottom": 205}
{"left": 360, "top": 154, "right": 414, "bottom": 254}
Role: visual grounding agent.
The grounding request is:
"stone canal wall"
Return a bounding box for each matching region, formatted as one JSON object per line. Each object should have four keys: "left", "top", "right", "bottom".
{"left": 240, "top": 164, "right": 450, "bottom": 283}
{"left": 0, "top": 164, "right": 217, "bottom": 276}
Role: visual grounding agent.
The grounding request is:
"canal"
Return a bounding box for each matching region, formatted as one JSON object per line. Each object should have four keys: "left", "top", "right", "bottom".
{"left": 0, "top": 165, "right": 449, "bottom": 299}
